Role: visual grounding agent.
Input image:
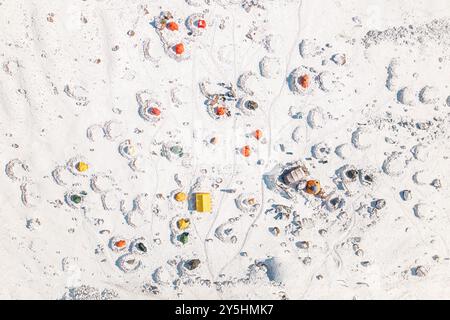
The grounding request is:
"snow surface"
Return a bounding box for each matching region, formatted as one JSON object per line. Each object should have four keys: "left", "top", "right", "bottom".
{"left": 0, "top": 0, "right": 449, "bottom": 299}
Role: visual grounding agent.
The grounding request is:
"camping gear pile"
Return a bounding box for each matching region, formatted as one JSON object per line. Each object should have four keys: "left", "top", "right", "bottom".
{"left": 154, "top": 11, "right": 190, "bottom": 61}
{"left": 235, "top": 193, "right": 260, "bottom": 213}
{"left": 170, "top": 216, "right": 193, "bottom": 246}
{"left": 199, "top": 80, "right": 237, "bottom": 120}
{"left": 136, "top": 90, "right": 163, "bottom": 123}
{"left": 153, "top": 10, "right": 209, "bottom": 61}
{"left": 109, "top": 236, "right": 149, "bottom": 272}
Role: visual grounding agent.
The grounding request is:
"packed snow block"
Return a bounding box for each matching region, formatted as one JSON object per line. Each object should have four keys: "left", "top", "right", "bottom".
{"left": 264, "top": 258, "right": 282, "bottom": 282}
{"left": 259, "top": 257, "right": 292, "bottom": 284}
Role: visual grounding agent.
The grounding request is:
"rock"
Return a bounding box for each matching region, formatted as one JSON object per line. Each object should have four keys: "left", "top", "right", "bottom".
{"left": 184, "top": 259, "right": 201, "bottom": 270}
{"left": 345, "top": 169, "right": 358, "bottom": 181}
{"left": 210, "top": 137, "right": 218, "bottom": 145}
{"left": 270, "top": 227, "right": 280, "bottom": 236}
{"left": 361, "top": 261, "right": 370, "bottom": 267}
{"left": 359, "top": 168, "right": 376, "bottom": 186}
{"left": 296, "top": 241, "right": 310, "bottom": 249}
{"left": 326, "top": 196, "right": 345, "bottom": 211}
{"left": 117, "top": 254, "right": 142, "bottom": 273}
{"left": 339, "top": 164, "right": 359, "bottom": 182}
{"left": 246, "top": 100, "right": 258, "bottom": 110}
{"left": 136, "top": 242, "right": 147, "bottom": 253}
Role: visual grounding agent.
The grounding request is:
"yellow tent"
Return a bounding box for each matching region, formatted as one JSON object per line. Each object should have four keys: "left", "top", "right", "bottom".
{"left": 195, "top": 193, "right": 211, "bottom": 212}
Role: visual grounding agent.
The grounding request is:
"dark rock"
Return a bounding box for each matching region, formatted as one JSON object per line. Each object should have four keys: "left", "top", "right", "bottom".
{"left": 185, "top": 259, "right": 201, "bottom": 270}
